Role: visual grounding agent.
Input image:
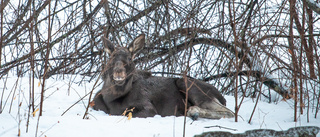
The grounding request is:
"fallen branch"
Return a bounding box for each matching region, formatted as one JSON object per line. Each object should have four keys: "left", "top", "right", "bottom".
{"left": 204, "top": 125, "right": 237, "bottom": 131}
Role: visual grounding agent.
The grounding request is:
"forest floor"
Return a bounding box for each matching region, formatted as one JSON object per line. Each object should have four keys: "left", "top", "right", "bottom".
{"left": 1, "top": 74, "right": 319, "bottom": 137}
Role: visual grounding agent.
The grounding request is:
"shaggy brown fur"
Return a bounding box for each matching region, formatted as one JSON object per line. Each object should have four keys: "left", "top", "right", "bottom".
{"left": 91, "top": 34, "right": 234, "bottom": 119}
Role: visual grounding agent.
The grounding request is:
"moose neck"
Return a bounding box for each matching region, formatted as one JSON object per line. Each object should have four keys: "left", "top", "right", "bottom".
{"left": 114, "top": 75, "right": 134, "bottom": 93}
{"left": 103, "top": 72, "right": 135, "bottom": 102}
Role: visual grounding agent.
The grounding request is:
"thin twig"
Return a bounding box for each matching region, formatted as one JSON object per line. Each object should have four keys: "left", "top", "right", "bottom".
{"left": 204, "top": 125, "right": 238, "bottom": 131}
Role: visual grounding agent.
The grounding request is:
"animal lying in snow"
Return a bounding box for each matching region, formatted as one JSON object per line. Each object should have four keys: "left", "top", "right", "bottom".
{"left": 91, "top": 34, "right": 234, "bottom": 120}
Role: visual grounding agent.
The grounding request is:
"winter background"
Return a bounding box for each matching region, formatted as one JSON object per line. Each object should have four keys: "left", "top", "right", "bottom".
{"left": 1, "top": 0, "right": 320, "bottom": 136}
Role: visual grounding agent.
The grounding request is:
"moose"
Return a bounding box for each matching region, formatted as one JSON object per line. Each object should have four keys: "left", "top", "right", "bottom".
{"left": 91, "top": 34, "right": 234, "bottom": 120}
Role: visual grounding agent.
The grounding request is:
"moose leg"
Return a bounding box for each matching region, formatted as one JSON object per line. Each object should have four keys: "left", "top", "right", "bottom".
{"left": 176, "top": 78, "right": 234, "bottom": 119}
{"left": 91, "top": 90, "right": 109, "bottom": 114}
{"left": 134, "top": 106, "right": 158, "bottom": 118}
{"left": 187, "top": 100, "right": 234, "bottom": 120}
{"left": 126, "top": 100, "right": 158, "bottom": 118}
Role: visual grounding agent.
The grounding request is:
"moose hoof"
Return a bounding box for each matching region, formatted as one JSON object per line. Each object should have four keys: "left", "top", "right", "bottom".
{"left": 187, "top": 106, "right": 201, "bottom": 120}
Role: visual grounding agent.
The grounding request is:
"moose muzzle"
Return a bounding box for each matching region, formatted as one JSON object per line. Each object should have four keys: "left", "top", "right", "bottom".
{"left": 113, "top": 61, "right": 126, "bottom": 82}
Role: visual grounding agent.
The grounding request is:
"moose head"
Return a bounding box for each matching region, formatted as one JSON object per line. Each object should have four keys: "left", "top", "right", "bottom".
{"left": 102, "top": 34, "right": 145, "bottom": 86}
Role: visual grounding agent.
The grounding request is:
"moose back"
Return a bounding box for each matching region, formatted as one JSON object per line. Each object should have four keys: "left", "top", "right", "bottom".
{"left": 91, "top": 34, "right": 234, "bottom": 120}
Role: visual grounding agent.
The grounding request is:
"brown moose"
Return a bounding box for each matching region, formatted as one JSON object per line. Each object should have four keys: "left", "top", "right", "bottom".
{"left": 91, "top": 34, "right": 234, "bottom": 120}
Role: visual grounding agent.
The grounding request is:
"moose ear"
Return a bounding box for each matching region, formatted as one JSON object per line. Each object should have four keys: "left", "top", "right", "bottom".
{"left": 128, "top": 34, "right": 145, "bottom": 53}
{"left": 102, "top": 36, "right": 114, "bottom": 55}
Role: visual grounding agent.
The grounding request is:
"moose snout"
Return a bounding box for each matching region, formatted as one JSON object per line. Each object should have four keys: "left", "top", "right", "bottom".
{"left": 113, "top": 61, "right": 125, "bottom": 73}
{"left": 112, "top": 61, "right": 127, "bottom": 82}
{"left": 114, "top": 66, "right": 125, "bottom": 73}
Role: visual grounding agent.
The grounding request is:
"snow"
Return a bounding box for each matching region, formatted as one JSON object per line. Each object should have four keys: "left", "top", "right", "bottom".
{"left": 0, "top": 75, "right": 319, "bottom": 137}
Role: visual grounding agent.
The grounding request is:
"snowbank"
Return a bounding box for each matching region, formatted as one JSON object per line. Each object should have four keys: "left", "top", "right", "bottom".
{"left": 0, "top": 75, "right": 319, "bottom": 137}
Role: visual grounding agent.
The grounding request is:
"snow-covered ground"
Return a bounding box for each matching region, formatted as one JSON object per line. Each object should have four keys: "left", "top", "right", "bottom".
{"left": 1, "top": 75, "right": 319, "bottom": 137}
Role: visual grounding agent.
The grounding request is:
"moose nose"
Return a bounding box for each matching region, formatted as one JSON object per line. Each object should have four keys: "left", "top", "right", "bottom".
{"left": 114, "top": 61, "right": 125, "bottom": 73}
{"left": 114, "top": 68, "right": 125, "bottom": 73}
{"left": 115, "top": 61, "right": 123, "bottom": 66}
